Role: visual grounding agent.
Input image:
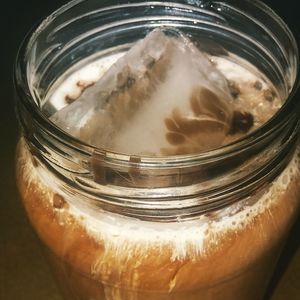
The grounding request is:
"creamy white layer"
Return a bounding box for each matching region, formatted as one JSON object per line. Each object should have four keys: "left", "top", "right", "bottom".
{"left": 20, "top": 139, "right": 300, "bottom": 261}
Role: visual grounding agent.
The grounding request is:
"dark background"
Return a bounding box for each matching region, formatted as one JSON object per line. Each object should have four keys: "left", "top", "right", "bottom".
{"left": 0, "top": 1, "right": 300, "bottom": 299}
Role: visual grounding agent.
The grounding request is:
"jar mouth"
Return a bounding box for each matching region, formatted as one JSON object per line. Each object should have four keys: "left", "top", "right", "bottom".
{"left": 14, "top": 0, "right": 300, "bottom": 166}
{"left": 14, "top": 0, "right": 300, "bottom": 221}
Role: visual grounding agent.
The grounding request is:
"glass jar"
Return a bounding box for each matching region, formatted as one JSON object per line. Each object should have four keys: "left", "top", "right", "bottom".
{"left": 14, "top": 0, "right": 300, "bottom": 300}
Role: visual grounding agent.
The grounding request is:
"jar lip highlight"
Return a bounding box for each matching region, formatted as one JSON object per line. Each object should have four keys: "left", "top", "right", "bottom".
{"left": 14, "top": 0, "right": 300, "bottom": 168}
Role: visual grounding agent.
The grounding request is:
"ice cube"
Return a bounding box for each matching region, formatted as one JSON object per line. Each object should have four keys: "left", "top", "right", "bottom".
{"left": 51, "top": 28, "right": 236, "bottom": 156}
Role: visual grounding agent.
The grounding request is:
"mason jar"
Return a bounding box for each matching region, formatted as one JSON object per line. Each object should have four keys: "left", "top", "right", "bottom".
{"left": 14, "top": 0, "right": 300, "bottom": 299}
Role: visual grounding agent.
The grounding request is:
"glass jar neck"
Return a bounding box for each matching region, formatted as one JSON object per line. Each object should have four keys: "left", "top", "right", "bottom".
{"left": 15, "top": 0, "right": 300, "bottom": 221}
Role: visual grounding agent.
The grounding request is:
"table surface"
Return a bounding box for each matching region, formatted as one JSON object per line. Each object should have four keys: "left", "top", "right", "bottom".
{"left": 1, "top": 1, "right": 300, "bottom": 299}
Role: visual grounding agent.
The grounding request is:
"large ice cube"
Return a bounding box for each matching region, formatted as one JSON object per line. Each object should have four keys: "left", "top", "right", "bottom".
{"left": 51, "top": 28, "right": 236, "bottom": 156}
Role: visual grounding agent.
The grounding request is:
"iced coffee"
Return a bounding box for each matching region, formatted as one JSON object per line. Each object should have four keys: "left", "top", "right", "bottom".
{"left": 15, "top": 1, "right": 300, "bottom": 300}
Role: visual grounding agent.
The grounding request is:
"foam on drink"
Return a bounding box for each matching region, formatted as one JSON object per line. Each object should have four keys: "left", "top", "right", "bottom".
{"left": 18, "top": 136, "right": 300, "bottom": 260}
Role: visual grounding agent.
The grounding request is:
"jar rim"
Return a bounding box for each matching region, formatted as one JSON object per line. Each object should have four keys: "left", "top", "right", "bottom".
{"left": 14, "top": 0, "right": 300, "bottom": 167}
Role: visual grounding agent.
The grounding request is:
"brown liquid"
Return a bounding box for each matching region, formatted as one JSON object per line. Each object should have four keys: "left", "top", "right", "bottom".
{"left": 16, "top": 140, "right": 300, "bottom": 300}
